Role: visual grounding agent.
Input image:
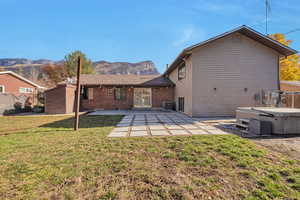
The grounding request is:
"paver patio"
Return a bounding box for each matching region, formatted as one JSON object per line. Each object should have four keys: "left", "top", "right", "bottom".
{"left": 92, "top": 110, "right": 234, "bottom": 138}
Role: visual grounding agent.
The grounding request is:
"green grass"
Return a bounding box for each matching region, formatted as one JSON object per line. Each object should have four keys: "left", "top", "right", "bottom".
{"left": 0, "top": 115, "right": 299, "bottom": 199}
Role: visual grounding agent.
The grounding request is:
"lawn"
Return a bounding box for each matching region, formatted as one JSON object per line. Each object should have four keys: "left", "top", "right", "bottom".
{"left": 0, "top": 115, "right": 299, "bottom": 200}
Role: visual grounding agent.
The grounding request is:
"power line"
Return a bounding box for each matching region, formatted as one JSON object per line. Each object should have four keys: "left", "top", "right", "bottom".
{"left": 284, "top": 28, "right": 300, "bottom": 35}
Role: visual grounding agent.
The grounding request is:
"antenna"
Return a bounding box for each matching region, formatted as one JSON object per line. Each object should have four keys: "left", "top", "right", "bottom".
{"left": 265, "top": 0, "right": 271, "bottom": 35}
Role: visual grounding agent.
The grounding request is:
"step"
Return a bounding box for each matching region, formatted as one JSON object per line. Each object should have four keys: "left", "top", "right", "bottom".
{"left": 235, "top": 123, "right": 249, "bottom": 129}
{"left": 240, "top": 130, "right": 249, "bottom": 134}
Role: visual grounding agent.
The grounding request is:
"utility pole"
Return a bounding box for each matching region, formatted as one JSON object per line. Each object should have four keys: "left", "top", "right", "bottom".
{"left": 74, "top": 56, "right": 82, "bottom": 131}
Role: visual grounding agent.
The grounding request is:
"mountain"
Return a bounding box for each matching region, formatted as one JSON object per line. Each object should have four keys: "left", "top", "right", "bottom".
{"left": 94, "top": 60, "right": 159, "bottom": 75}
{"left": 0, "top": 58, "right": 159, "bottom": 87}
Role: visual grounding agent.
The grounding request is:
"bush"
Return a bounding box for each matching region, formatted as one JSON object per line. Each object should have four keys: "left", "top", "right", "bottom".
{"left": 24, "top": 106, "right": 32, "bottom": 112}
{"left": 14, "top": 102, "right": 23, "bottom": 113}
{"left": 3, "top": 109, "right": 16, "bottom": 115}
{"left": 32, "top": 106, "right": 44, "bottom": 113}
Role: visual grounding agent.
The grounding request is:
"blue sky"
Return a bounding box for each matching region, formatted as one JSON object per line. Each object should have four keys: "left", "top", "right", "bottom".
{"left": 0, "top": 0, "right": 299, "bottom": 73}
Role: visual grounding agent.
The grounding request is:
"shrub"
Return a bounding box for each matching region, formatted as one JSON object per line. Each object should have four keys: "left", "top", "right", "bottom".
{"left": 32, "top": 106, "right": 44, "bottom": 113}
{"left": 14, "top": 102, "right": 23, "bottom": 113}
{"left": 3, "top": 109, "right": 16, "bottom": 115}
{"left": 24, "top": 106, "right": 32, "bottom": 112}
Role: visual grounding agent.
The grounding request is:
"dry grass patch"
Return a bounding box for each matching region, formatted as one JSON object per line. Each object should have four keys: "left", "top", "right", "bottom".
{"left": 0, "top": 115, "right": 299, "bottom": 199}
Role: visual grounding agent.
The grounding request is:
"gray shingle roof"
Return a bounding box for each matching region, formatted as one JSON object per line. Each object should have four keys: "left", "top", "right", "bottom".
{"left": 73, "top": 74, "right": 174, "bottom": 87}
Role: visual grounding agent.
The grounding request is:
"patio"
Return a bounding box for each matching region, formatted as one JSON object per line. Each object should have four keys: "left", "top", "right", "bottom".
{"left": 89, "top": 110, "right": 234, "bottom": 137}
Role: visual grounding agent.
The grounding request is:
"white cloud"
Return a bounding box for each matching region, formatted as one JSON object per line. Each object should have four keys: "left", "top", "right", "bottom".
{"left": 173, "top": 26, "right": 205, "bottom": 47}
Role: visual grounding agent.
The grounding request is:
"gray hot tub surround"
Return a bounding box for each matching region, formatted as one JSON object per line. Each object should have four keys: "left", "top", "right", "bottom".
{"left": 236, "top": 107, "right": 300, "bottom": 135}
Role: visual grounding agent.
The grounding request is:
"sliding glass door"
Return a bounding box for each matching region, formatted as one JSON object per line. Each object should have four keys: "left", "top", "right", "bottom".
{"left": 134, "top": 88, "right": 152, "bottom": 108}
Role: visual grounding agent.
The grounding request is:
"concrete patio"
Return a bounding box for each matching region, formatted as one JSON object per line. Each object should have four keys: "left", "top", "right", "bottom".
{"left": 88, "top": 110, "right": 234, "bottom": 137}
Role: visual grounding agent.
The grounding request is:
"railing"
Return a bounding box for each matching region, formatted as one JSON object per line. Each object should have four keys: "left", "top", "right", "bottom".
{"left": 261, "top": 90, "right": 300, "bottom": 108}
{"left": 281, "top": 91, "right": 300, "bottom": 108}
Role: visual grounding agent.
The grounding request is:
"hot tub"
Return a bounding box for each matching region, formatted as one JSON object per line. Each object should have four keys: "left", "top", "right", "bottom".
{"left": 236, "top": 107, "right": 300, "bottom": 135}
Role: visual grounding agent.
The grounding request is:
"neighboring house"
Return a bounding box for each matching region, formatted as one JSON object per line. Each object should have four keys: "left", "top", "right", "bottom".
{"left": 281, "top": 81, "right": 300, "bottom": 92}
{"left": 280, "top": 81, "right": 300, "bottom": 108}
{"left": 45, "top": 25, "right": 297, "bottom": 116}
{"left": 0, "top": 71, "right": 45, "bottom": 105}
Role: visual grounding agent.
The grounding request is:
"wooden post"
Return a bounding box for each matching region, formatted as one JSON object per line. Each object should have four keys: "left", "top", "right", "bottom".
{"left": 74, "top": 56, "right": 82, "bottom": 131}
{"left": 292, "top": 92, "right": 295, "bottom": 108}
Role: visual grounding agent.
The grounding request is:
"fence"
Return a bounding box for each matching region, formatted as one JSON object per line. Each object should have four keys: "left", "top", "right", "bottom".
{"left": 261, "top": 90, "right": 300, "bottom": 108}
{"left": 0, "top": 94, "right": 28, "bottom": 115}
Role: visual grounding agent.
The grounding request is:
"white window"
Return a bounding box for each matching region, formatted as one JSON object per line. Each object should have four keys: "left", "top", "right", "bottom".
{"left": 19, "top": 87, "right": 33, "bottom": 93}
{"left": 114, "top": 88, "right": 127, "bottom": 101}
{"left": 178, "top": 62, "right": 186, "bottom": 80}
{"left": 0, "top": 85, "right": 4, "bottom": 93}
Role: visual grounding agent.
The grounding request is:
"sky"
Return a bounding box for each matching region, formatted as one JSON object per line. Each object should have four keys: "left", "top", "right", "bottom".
{"left": 0, "top": 0, "right": 299, "bottom": 73}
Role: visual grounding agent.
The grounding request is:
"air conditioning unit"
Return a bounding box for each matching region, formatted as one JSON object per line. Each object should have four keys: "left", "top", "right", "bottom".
{"left": 162, "top": 101, "right": 175, "bottom": 110}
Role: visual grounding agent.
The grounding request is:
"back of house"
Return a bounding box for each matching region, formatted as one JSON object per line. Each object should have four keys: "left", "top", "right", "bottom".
{"left": 44, "top": 26, "right": 297, "bottom": 116}
{"left": 165, "top": 25, "right": 297, "bottom": 117}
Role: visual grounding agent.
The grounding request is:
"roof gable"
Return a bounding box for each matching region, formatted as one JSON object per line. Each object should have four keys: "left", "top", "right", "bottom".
{"left": 164, "top": 25, "right": 298, "bottom": 75}
{"left": 0, "top": 71, "right": 45, "bottom": 89}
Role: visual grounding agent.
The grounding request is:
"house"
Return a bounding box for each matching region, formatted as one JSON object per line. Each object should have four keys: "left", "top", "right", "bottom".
{"left": 45, "top": 25, "right": 297, "bottom": 116}
{"left": 164, "top": 25, "right": 297, "bottom": 116}
{"left": 280, "top": 81, "right": 300, "bottom": 108}
{"left": 0, "top": 71, "right": 45, "bottom": 104}
{"left": 281, "top": 81, "right": 300, "bottom": 92}
{"left": 45, "top": 75, "right": 174, "bottom": 114}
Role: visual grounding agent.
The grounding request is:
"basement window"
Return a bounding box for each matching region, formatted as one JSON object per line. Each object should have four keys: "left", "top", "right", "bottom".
{"left": 19, "top": 87, "right": 33, "bottom": 93}
{"left": 114, "top": 88, "right": 127, "bottom": 101}
{"left": 178, "top": 62, "right": 186, "bottom": 80}
{"left": 0, "top": 85, "right": 4, "bottom": 93}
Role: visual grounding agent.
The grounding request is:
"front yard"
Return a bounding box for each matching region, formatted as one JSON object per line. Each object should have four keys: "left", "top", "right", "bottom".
{"left": 0, "top": 115, "right": 299, "bottom": 199}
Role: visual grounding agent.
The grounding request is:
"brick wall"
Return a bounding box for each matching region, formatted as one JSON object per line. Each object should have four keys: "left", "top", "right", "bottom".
{"left": 81, "top": 87, "right": 134, "bottom": 110}
{"left": 0, "top": 73, "right": 38, "bottom": 104}
{"left": 151, "top": 87, "right": 174, "bottom": 108}
{"left": 45, "top": 84, "right": 75, "bottom": 114}
{"left": 81, "top": 86, "right": 174, "bottom": 110}
{"left": 0, "top": 74, "right": 37, "bottom": 97}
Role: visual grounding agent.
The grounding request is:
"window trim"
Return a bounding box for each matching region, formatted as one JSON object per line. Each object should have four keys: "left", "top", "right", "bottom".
{"left": 178, "top": 62, "right": 186, "bottom": 80}
{"left": 114, "top": 88, "right": 127, "bottom": 101}
{"left": 88, "top": 88, "right": 94, "bottom": 100}
{"left": 0, "top": 85, "right": 5, "bottom": 93}
{"left": 19, "top": 87, "right": 33, "bottom": 94}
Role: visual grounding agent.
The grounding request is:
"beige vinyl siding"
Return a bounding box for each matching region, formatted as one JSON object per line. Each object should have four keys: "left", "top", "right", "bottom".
{"left": 191, "top": 33, "right": 279, "bottom": 117}
{"left": 168, "top": 56, "right": 193, "bottom": 116}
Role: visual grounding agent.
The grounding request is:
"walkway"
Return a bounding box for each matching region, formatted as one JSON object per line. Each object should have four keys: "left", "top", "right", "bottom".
{"left": 91, "top": 111, "right": 233, "bottom": 137}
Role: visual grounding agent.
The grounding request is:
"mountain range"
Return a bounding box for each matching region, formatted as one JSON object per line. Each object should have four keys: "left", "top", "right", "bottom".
{"left": 0, "top": 58, "right": 159, "bottom": 87}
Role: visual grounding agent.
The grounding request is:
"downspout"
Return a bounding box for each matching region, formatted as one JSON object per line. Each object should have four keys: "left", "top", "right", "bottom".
{"left": 277, "top": 55, "right": 282, "bottom": 91}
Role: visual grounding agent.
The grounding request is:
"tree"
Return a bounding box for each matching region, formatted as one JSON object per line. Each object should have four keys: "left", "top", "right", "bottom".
{"left": 269, "top": 33, "right": 300, "bottom": 81}
{"left": 64, "top": 51, "right": 94, "bottom": 77}
{"left": 43, "top": 63, "right": 68, "bottom": 84}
